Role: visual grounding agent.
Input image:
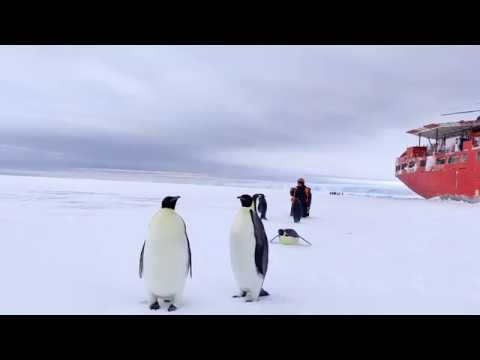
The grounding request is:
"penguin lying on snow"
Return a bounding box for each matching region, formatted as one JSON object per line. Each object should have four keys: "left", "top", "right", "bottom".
{"left": 230, "top": 194, "right": 270, "bottom": 302}
{"left": 139, "top": 196, "right": 192, "bottom": 312}
{"left": 253, "top": 193, "right": 267, "bottom": 220}
{"left": 269, "top": 228, "right": 312, "bottom": 246}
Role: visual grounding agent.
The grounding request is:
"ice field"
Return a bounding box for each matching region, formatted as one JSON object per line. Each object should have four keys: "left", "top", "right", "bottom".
{"left": 1, "top": 172, "right": 480, "bottom": 314}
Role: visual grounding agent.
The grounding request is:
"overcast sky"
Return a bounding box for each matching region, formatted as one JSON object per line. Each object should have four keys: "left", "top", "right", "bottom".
{"left": 1, "top": 45, "right": 479, "bottom": 181}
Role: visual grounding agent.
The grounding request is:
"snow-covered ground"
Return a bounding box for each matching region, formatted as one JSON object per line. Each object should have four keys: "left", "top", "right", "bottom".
{"left": 1, "top": 173, "right": 480, "bottom": 314}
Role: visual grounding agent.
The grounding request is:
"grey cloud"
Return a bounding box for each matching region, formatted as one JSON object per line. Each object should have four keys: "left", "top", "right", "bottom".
{"left": 1, "top": 45, "right": 480, "bottom": 180}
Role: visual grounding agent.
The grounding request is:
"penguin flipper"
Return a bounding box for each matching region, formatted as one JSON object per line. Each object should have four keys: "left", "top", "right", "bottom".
{"left": 269, "top": 234, "right": 279, "bottom": 243}
{"left": 259, "top": 288, "right": 270, "bottom": 297}
{"left": 182, "top": 219, "right": 193, "bottom": 278}
{"left": 250, "top": 210, "right": 269, "bottom": 277}
{"left": 299, "top": 236, "right": 312, "bottom": 246}
{"left": 139, "top": 240, "right": 146, "bottom": 278}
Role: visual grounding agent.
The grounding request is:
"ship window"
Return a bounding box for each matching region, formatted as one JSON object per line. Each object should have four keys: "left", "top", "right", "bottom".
{"left": 419, "top": 160, "right": 426, "bottom": 167}
{"left": 395, "top": 165, "right": 400, "bottom": 171}
{"left": 436, "top": 158, "right": 446, "bottom": 165}
{"left": 408, "top": 161, "right": 415, "bottom": 168}
{"left": 401, "top": 163, "right": 407, "bottom": 170}
{"left": 448, "top": 156, "right": 458, "bottom": 164}
{"left": 461, "top": 153, "right": 468, "bottom": 162}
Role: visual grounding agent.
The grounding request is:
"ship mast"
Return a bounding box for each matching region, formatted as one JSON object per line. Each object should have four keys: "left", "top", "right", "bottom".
{"left": 441, "top": 109, "right": 480, "bottom": 116}
{"left": 440, "top": 109, "right": 480, "bottom": 143}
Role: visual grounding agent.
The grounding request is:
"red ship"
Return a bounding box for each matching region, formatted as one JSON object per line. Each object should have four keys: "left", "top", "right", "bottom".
{"left": 396, "top": 113, "right": 480, "bottom": 201}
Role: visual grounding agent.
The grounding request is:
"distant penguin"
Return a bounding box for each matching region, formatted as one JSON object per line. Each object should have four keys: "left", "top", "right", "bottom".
{"left": 139, "top": 196, "right": 192, "bottom": 312}
{"left": 256, "top": 194, "right": 268, "bottom": 220}
{"left": 230, "top": 194, "right": 269, "bottom": 302}
{"left": 252, "top": 193, "right": 259, "bottom": 215}
{"left": 291, "top": 198, "right": 302, "bottom": 223}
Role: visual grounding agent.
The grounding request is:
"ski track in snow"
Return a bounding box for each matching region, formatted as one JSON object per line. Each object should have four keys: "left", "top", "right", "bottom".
{"left": 1, "top": 174, "right": 479, "bottom": 314}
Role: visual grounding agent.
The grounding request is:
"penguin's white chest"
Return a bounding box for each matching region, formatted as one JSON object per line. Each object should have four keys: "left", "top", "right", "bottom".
{"left": 144, "top": 209, "right": 188, "bottom": 298}
{"left": 230, "top": 210, "right": 262, "bottom": 291}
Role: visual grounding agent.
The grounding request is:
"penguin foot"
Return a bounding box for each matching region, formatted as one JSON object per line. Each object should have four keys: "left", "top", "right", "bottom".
{"left": 149, "top": 302, "right": 160, "bottom": 310}
{"left": 245, "top": 294, "right": 259, "bottom": 302}
{"left": 167, "top": 304, "right": 177, "bottom": 312}
{"left": 233, "top": 291, "right": 247, "bottom": 298}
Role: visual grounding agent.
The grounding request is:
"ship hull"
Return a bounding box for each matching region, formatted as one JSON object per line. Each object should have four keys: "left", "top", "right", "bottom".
{"left": 397, "top": 169, "right": 479, "bottom": 201}
{"left": 396, "top": 147, "right": 480, "bottom": 202}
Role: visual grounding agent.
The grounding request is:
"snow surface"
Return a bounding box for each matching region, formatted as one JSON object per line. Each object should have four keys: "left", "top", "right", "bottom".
{"left": 1, "top": 173, "right": 480, "bottom": 314}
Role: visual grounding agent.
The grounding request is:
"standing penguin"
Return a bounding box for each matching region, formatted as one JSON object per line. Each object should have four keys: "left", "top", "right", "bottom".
{"left": 230, "top": 194, "right": 269, "bottom": 302}
{"left": 291, "top": 198, "right": 302, "bottom": 223}
{"left": 139, "top": 196, "right": 192, "bottom": 312}
{"left": 254, "top": 193, "right": 268, "bottom": 220}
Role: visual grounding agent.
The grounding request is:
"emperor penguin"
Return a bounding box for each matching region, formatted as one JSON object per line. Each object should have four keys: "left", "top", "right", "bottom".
{"left": 291, "top": 198, "right": 302, "bottom": 223}
{"left": 255, "top": 193, "right": 268, "bottom": 220}
{"left": 139, "top": 196, "right": 192, "bottom": 312}
{"left": 230, "top": 194, "right": 269, "bottom": 302}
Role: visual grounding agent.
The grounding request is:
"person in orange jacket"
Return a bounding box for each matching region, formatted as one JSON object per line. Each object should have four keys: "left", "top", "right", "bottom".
{"left": 290, "top": 178, "right": 312, "bottom": 218}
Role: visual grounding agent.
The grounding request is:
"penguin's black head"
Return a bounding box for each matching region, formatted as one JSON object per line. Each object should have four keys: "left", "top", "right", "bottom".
{"left": 237, "top": 194, "right": 253, "bottom": 208}
{"left": 162, "top": 196, "right": 181, "bottom": 210}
